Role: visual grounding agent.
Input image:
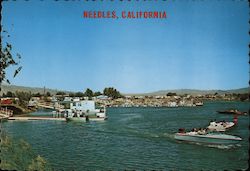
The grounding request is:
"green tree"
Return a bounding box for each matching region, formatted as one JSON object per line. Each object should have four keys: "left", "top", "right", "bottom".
{"left": 75, "top": 92, "right": 84, "bottom": 97}
{"left": 69, "top": 93, "right": 75, "bottom": 97}
{"left": 0, "top": 28, "right": 22, "bottom": 91}
{"left": 3, "top": 91, "right": 15, "bottom": 97}
{"left": 1, "top": 92, "right": 6, "bottom": 97}
{"left": 46, "top": 92, "right": 51, "bottom": 97}
{"left": 93, "top": 91, "right": 102, "bottom": 97}
{"left": 239, "top": 93, "right": 248, "bottom": 101}
{"left": 15, "top": 91, "right": 31, "bottom": 107}
{"left": 33, "top": 92, "right": 42, "bottom": 97}
{"left": 56, "top": 91, "right": 66, "bottom": 96}
{"left": 103, "top": 87, "right": 123, "bottom": 99}
{"left": 166, "top": 92, "right": 177, "bottom": 96}
{"left": 84, "top": 88, "right": 93, "bottom": 98}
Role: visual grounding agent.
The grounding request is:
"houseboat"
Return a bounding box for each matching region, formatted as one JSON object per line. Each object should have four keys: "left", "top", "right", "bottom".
{"left": 174, "top": 128, "right": 242, "bottom": 144}
{"left": 58, "top": 100, "right": 107, "bottom": 122}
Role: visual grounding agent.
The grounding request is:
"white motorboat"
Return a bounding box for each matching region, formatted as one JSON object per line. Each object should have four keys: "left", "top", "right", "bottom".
{"left": 207, "top": 121, "right": 235, "bottom": 132}
{"left": 174, "top": 130, "right": 242, "bottom": 144}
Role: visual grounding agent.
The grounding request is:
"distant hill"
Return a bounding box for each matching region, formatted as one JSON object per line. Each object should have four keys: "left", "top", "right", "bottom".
{"left": 125, "top": 87, "right": 249, "bottom": 96}
{"left": 0, "top": 84, "right": 71, "bottom": 95}
{"left": 0, "top": 84, "right": 248, "bottom": 96}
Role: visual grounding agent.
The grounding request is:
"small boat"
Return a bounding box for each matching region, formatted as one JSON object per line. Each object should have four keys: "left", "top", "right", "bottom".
{"left": 207, "top": 121, "right": 235, "bottom": 132}
{"left": 207, "top": 116, "right": 237, "bottom": 132}
{"left": 174, "top": 128, "right": 242, "bottom": 144}
{"left": 195, "top": 101, "right": 204, "bottom": 106}
{"left": 217, "top": 109, "right": 247, "bottom": 115}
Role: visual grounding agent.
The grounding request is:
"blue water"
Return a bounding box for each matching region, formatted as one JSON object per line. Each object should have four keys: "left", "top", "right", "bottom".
{"left": 2, "top": 101, "right": 249, "bottom": 170}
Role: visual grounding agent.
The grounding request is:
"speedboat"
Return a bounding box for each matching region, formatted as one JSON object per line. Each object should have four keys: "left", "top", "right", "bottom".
{"left": 174, "top": 131, "right": 242, "bottom": 144}
{"left": 217, "top": 109, "right": 247, "bottom": 115}
{"left": 207, "top": 121, "right": 235, "bottom": 132}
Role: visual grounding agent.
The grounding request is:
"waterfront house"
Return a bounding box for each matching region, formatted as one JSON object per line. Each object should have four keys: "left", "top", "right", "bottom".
{"left": 0, "top": 97, "right": 19, "bottom": 105}
{"left": 73, "top": 97, "right": 80, "bottom": 102}
{"left": 64, "top": 97, "right": 73, "bottom": 102}
{"left": 167, "top": 101, "right": 178, "bottom": 107}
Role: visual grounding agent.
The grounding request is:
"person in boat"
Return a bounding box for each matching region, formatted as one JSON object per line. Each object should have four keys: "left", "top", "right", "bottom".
{"left": 191, "top": 128, "right": 197, "bottom": 132}
{"left": 233, "top": 115, "right": 238, "bottom": 124}
{"left": 86, "top": 115, "right": 89, "bottom": 122}
{"left": 65, "top": 110, "right": 68, "bottom": 118}
{"left": 187, "top": 128, "right": 197, "bottom": 135}
{"left": 178, "top": 128, "right": 185, "bottom": 133}
{"left": 73, "top": 111, "right": 77, "bottom": 117}
{"left": 197, "top": 128, "right": 206, "bottom": 135}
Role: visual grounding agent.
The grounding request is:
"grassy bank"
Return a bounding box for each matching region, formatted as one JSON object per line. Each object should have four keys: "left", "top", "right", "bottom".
{"left": 0, "top": 130, "right": 52, "bottom": 171}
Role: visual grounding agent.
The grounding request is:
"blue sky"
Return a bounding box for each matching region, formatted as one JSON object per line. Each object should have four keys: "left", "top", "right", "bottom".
{"left": 2, "top": 1, "right": 249, "bottom": 93}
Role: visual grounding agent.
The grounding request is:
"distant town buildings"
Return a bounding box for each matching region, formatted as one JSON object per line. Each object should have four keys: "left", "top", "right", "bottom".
{"left": 1, "top": 91, "right": 248, "bottom": 110}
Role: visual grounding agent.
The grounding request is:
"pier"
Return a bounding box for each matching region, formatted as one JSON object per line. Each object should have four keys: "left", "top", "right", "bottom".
{"left": 37, "top": 102, "right": 63, "bottom": 110}
{"left": 0, "top": 105, "right": 66, "bottom": 121}
{"left": 8, "top": 116, "right": 66, "bottom": 121}
{"left": 0, "top": 107, "right": 13, "bottom": 116}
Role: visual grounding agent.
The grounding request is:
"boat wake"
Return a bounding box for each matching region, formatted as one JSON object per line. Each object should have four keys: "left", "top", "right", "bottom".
{"left": 175, "top": 140, "right": 242, "bottom": 149}
{"left": 163, "top": 133, "right": 175, "bottom": 140}
{"left": 206, "top": 143, "right": 241, "bottom": 149}
{"left": 118, "top": 113, "right": 142, "bottom": 122}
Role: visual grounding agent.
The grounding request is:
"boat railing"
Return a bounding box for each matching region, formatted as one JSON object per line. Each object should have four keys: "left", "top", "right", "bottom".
{"left": 0, "top": 107, "right": 13, "bottom": 117}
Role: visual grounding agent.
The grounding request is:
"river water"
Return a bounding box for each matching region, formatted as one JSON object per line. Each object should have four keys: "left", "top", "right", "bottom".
{"left": 2, "top": 101, "right": 249, "bottom": 170}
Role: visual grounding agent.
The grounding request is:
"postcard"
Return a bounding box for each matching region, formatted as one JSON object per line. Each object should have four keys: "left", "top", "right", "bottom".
{"left": 0, "top": 1, "right": 248, "bottom": 170}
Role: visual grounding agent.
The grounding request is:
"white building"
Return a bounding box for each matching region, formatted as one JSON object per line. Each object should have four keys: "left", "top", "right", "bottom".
{"left": 96, "top": 95, "right": 109, "bottom": 100}
{"left": 70, "top": 100, "right": 95, "bottom": 111}
{"left": 64, "top": 97, "right": 73, "bottom": 102}
{"left": 167, "top": 101, "right": 178, "bottom": 107}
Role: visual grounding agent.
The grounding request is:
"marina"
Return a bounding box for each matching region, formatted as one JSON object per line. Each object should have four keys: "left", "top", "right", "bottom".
{"left": 2, "top": 101, "right": 249, "bottom": 170}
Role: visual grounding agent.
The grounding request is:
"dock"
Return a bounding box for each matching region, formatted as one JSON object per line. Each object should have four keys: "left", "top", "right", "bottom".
{"left": 0, "top": 107, "right": 12, "bottom": 121}
{"left": 0, "top": 114, "right": 9, "bottom": 121}
{"left": 8, "top": 116, "right": 66, "bottom": 121}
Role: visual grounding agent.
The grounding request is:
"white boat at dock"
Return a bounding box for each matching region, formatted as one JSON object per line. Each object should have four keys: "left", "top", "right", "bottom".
{"left": 66, "top": 115, "right": 107, "bottom": 122}
{"left": 65, "top": 110, "right": 107, "bottom": 122}
{"left": 174, "top": 130, "right": 242, "bottom": 144}
{"left": 57, "top": 100, "right": 107, "bottom": 122}
{"left": 195, "top": 101, "right": 203, "bottom": 106}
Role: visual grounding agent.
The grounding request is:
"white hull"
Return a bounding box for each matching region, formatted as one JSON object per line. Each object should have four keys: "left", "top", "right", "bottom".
{"left": 66, "top": 116, "right": 107, "bottom": 122}
{"left": 174, "top": 133, "right": 242, "bottom": 144}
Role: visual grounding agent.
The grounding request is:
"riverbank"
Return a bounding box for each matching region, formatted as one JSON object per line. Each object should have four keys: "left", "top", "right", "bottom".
{"left": 0, "top": 130, "right": 52, "bottom": 170}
